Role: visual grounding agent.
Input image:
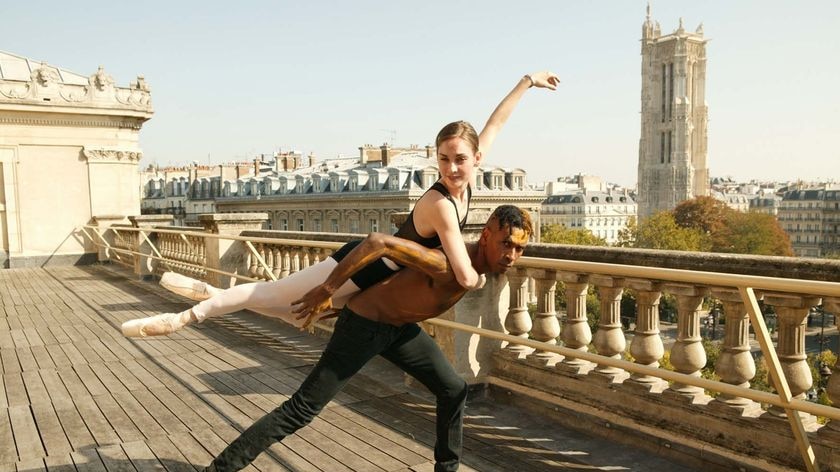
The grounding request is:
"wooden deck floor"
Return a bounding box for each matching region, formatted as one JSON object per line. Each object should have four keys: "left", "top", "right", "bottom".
{"left": 0, "top": 264, "right": 693, "bottom": 472}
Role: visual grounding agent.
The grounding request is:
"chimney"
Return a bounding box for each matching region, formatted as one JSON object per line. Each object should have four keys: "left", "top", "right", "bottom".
{"left": 380, "top": 144, "right": 391, "bottom": 167}
{"left": 308, "top": 152, "right": 317, "bottom": 168}
{"left": 253, "top": 158, "right": 260, "bottom": 176}
{"left": 425, "top": 145, "right": 434, "bottom": 159}
{"left": 359, "top": 146, "right": 367, "bottom": 164}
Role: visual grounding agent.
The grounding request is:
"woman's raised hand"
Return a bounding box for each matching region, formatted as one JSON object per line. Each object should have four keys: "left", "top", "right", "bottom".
{"left": 528, "top": 71, "right": 560, "bottom": 90}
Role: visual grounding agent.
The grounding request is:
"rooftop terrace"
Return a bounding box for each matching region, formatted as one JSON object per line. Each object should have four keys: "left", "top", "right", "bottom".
{"left": 0, "top": 264, "right": 696, "bottom": 471}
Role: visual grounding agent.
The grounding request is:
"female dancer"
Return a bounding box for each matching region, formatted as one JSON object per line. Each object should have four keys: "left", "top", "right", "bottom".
{"left": 122, "top": 71, "right": 559, "bottom": 337}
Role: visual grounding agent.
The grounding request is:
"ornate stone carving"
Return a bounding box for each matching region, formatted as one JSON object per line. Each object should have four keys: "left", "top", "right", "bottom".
{"left": 90, "top": 66, "right": 115, "bottom": 91}
{"left": 33, "top": 64, "right": 60, "bottom": 86}
{"left": 82, "top": 148, "right": 143, "bottom": 163}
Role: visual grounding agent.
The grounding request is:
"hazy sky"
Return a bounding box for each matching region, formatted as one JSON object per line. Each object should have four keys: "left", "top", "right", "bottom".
{"left": 3, "top": 1, "right": 838, "bottom": 187}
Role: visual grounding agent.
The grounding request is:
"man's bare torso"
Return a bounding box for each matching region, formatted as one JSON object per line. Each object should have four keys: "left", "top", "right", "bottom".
{"left": 347, "top": 266, "right": 468, "bottom": 326}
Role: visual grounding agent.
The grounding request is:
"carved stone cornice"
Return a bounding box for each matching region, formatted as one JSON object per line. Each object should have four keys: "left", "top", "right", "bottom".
{"left": 83, "top": 147, "right": 143, "bottom": 163}
{"left": 0, "top": 116, "right": 144, "bottom": 130}
{"left": 0, "top": 65, "right": 153, "bottom": 116}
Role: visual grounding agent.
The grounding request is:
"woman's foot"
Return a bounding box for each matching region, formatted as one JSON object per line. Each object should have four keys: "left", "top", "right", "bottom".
{"left": 160, "top": 272, "right": 217, "bottom": 301}
{"left": 121, "top": 309, "right": 195, "bottom": 337}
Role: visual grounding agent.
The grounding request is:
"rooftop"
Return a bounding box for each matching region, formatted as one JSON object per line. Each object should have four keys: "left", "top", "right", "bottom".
{"left": 0, "top": 264, "right": 693, "bottom": 471}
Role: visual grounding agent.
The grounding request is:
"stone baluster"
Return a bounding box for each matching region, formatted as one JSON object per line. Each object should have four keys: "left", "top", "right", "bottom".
{"left": 662, "top": 284, "right": 711, "bottom": 404}
{"left": 589, "top": 276, "right": 628, "bottom": 383}
{"left": 271, "top": 247, "right": 282, "bottom": 280}
{"left": 706, "top": 289, "right": 761, "bottom": 415}
{"left": 557, "top": 273, "right": 594, "bottom": 375}
{"left": 819, "top": 297, "right": 840, "bottom": 441}
{"left": 526, "top": 269, "right": 562, "bottom": 367}
{"left": 502, "top": 268, "right": 533, "bottom": 359}
{"left": 311, "top": 248, "right": 322, "bottom": 265}
{"left": 624, "top": 280, "right": 668, "bottom": 393}
{"left": 280, "top": 247, "right": 291, "bottom": 278}
{"left": 301, "top": 248, "right": 311, "bottom": 269}
{"left": 762, "top": 293, "right": 820, "bottom": 428}
{"left": 290, "top": 247, "right": 301, "bottom": 275}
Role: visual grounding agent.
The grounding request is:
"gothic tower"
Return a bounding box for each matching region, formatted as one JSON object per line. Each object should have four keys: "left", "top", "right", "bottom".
{"left": 637, "top": 5, "right": 710, "bottom": 220}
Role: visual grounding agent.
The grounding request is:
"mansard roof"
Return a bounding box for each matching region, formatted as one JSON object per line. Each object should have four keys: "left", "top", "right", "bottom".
{"left": 0, "top": 50, "right": 88, "bottom": 83}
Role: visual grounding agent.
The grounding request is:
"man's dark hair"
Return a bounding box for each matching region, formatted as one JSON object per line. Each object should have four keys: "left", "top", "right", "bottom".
{"left": 489, "top": 205, "right": 533, "bottom": 237}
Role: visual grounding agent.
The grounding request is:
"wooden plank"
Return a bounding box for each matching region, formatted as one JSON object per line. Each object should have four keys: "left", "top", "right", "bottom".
{"left": 295, "top": 423, "right": 386, "bottom": 472}
{"left": 94, "top": 444, "right": 136, "bottom": 472}
{"left": 57, "top": 344, "right": 86, "bottom": 366}
{"left": 110, "top": 361, "right": 165, "bottom": 391}
{"left": 1, "top": 350, "right": 21, "bottom": 374}
{"left": 20, "top": 371, "right": 49, "bottom": 408}
{"left": 2, "top": 375, "right": 27, "bottom": 408}
{"left": 43, "top": 346, "right": 70, "bottom": 370}
{"left": 72, "top": 365, "right": 109, "bottom": 397}
{"left": 147, "top": 387, "right": 213, "bottom": 431}
{"left": 321, "top": 406, "right": 427, "bottom": 465}
{"left": 164, "top": 432, "right": 214, "bottom": 472}
{"left": 13, "top": 458, "right": 45, "bottom": 472}
{"left": 43, "top": 453, "right": 77, "bottom": 472}
{"left": 28, "top": 347, "right": 55, "bottom": 371}
{"left": 37, "top": 371, "right": 73, "bottom": 411}
{"left": 190, "top": 428, "right": 263, "bottom": 472}
{"left": 90, "top": 394, "right": 143, "bottom": 444}
{"left": 53, "top": 406, "right": 97, "bottom": 451}
{"left": 128, "top": 389, "right": 189, "bottom": 435}
{"left": 307, "top": 415, "right": 407, "bottom": 470}
{"left": 86, "top": 363, "right": 129, "bottom": 396}
{"left": 110, "top": 391, "right": 167, "bottom": 440}
{"left": 74, "top": 396, "right": 121, "bottom": 447}
{"left": 0, "top": 410, "right": 17, "bottom": 465}
{"left": 13, "top": 350, "right": 37, "bottom": 373}
{"left": 7, "top": 405, "right": 45, "bottom": 461}
{"left": 144, "top": 436, "right": 197, "bottom": 472}
{"left": 30, "top": 403, "right": 72, "bottom": 457}
{"left": 69, "top": 450, "right": 108, "bottom": 472}
{"left": 120, "top": 441, "right": 166, "bottom": 472}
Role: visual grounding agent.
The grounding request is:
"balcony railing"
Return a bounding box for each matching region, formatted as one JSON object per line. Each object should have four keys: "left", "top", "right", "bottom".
{"left": 81, "top": 213, "right": 840, "bottom": 472}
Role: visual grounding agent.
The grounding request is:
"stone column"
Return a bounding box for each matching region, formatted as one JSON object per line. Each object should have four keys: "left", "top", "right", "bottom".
{"left": 663, "top": 284, "right": 712, "bottom": 405}
{"left": 589, "top": 276, "right": 628, "bottom": 383}
{"left": 819, "top": 297, "right": 840, "bottom": 441}
{"left": 502, "top": 268, "right": 533, "bottom": 359}
{"left": 624, "top": 280, "right": 668, "bottom": 393}
{"left": 90, "top": 215, "right": 129, "bottom": 262}
{"left": 200, "top": 213, "right": 268, "bottom": 288}
{"left": 526, "top": 269, "right": 562, "bottom": 367}
{"left": 557, "top": 273, "right": 594, "bottom": 375}
{"left": 762, "top": 293, "right": 820, "bottom": 428}
{"left": 708, "top": 289, "right": 761, "bottom": 415}
{"left": 129, "top": 214, "right": 173, "bottom": 278}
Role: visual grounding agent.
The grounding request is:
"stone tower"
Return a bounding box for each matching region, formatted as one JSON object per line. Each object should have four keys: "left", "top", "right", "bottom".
{"left": 636, "top": 5, "right": 710, "bottom": 220}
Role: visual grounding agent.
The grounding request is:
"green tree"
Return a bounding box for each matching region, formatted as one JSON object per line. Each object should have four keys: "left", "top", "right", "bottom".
{"left": 615, "top": 217, "right": 637, "bottom": 248}
{"left": 541, "top": 224, "right": 608, "bottom": 246}
{"left": 673, "top": 196, "right": 731, "bottom": 235}
{"left": 634, "top": 211, "right": 710, "bottom": 251}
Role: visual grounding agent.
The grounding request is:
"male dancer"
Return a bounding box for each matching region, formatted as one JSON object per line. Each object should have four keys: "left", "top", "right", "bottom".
{"left": 204, "top": 205, "right": 532, "bottom": 472}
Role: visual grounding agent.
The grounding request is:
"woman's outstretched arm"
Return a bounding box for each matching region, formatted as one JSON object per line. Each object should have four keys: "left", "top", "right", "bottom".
{"left": 478, "top": 71, "right": 560, "bottom": 156}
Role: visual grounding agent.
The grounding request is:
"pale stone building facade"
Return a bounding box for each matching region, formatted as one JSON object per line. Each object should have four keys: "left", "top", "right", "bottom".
{"left": 636, "top": 7, "right": 710, "bottom": 220}
{"left": 541, "top": 190, "right": 636, "bottom": 244}
{"left": 0, "top": 51, "right": 152, "bottom": 267}
{"left": 142, "top": 145, "right": 545, "bottom": 240}
{"left": 778, "top": 186, "right": 840, "bottom": 258}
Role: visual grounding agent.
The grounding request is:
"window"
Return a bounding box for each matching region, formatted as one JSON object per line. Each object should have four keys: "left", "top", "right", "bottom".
{"left": 330, "top": 219, "right": 339, "bottom": 232}
{"left": 313, "top": 219, "right": 322, "bottom": 232}
{"left": 297, "top": 219, "right": 304, "bottom": 231}
{"left": 280, "top": 219, "right": 288, "bottom": 231}
{"left": 370, "top": 219, "right": 378, "bottom": 232}
{"left": 349, "top": 220, "right": 360, "bottom": 234}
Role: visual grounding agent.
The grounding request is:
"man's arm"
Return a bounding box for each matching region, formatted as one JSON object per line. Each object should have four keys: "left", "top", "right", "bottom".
{"left": 291, "top": 233, "right": 456, "bottom": 326}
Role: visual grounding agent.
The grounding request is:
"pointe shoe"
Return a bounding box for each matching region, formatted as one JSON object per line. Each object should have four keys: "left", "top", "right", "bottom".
{"left": 121, "top": 310, "right": 192, "bottom": 338}
{"left": 160, "top": 272, "right": 214, "bottom": 301}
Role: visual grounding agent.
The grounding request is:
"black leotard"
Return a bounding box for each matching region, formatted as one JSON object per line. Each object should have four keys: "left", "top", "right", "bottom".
{"left": 331, "top": 181, "right": 472, "bottom": 289}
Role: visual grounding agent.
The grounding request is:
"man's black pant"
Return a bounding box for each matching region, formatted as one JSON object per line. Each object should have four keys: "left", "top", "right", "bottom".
{"left": 207, "top": 307, "right": 468, "bottom": 472}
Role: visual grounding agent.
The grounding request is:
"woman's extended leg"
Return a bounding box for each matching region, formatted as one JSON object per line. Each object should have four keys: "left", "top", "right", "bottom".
{"left": 121, "top": 258, "right": 360, "bottom": 337}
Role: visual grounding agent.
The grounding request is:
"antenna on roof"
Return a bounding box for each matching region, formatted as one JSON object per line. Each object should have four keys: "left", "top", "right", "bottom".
{"left": 380, "top": 129, "right": 397, "bottom": 147}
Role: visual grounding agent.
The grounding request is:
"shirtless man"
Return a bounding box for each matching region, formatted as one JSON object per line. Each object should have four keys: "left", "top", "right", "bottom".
{"left": 203, "top": 205, "right": 532, "bottom": 472}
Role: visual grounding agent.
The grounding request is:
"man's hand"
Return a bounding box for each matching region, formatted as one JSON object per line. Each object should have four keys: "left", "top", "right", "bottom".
{"left": 292, "top": 285, "right": 336, "bottom": 330}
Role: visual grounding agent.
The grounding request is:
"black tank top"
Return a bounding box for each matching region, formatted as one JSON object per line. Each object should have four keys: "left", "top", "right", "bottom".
{"left": 394, "top": 181, "right": 471, "bottom": 248}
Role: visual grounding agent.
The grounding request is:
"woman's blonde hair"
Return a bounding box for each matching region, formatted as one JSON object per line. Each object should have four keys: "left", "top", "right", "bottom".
{"left": 435, "top": 121, "right": 479, "bottom": 154}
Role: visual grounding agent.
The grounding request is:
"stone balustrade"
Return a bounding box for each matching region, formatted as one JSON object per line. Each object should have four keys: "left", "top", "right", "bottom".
{"left": 88, "top": 215, "right": 840, "bottom": 471}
